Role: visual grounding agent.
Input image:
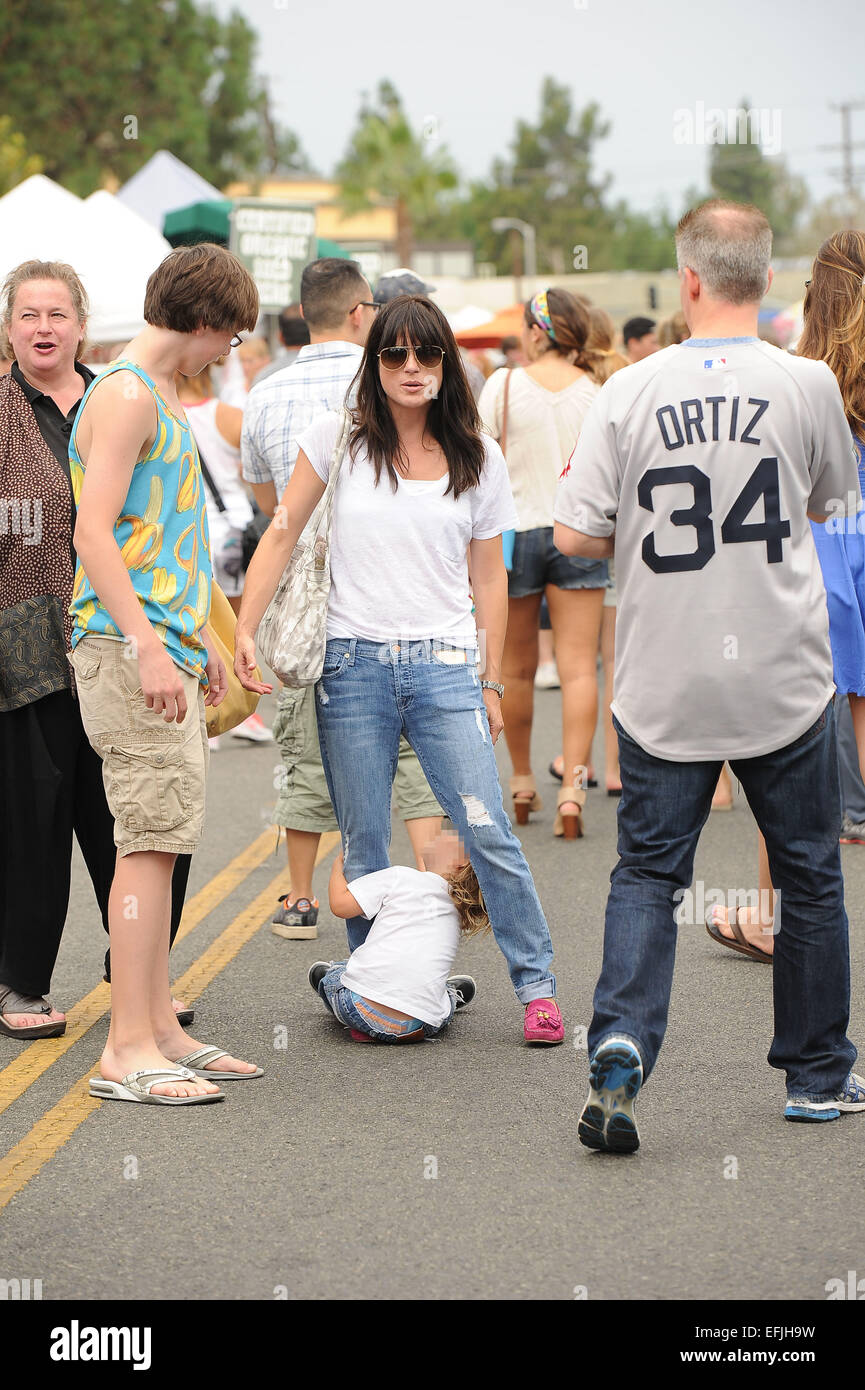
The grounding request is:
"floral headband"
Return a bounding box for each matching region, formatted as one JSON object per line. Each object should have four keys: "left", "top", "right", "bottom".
{"left": 530, "top": 290, "right": 556, "bottom": 341}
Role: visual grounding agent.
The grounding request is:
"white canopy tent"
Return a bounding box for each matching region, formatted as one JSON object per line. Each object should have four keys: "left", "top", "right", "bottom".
{"left": 0, "top": 176, "right": 171, "bottom": 343}
{"left": 116, "top": 150, "right": 222, "bottom": 231}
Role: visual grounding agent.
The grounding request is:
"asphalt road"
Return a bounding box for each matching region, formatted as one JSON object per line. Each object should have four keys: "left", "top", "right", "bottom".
{"left": 1, "top": 682, "right": 864, "bottom": 1303}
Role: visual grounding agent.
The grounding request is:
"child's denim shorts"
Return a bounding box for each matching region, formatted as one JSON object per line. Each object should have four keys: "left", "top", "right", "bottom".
{"left": 508, "top": 525, "right": 608, "bottom": 598}
{"left": 318, "top": 962, "right": 456, "bottom": 1042}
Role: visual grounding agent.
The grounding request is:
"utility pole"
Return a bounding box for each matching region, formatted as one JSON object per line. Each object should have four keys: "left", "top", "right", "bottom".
{"left": 820, "top": 101, "right": 865, "bottom": 221}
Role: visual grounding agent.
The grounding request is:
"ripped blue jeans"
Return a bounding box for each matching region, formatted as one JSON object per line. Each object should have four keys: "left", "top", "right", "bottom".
{"left": 315, "top": 638, "right": 556, "bottom": 1004}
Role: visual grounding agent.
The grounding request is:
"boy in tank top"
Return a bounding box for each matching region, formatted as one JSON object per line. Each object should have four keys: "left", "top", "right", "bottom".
{"left": 69, "top": 245, "right": 263, "bottom": 1107}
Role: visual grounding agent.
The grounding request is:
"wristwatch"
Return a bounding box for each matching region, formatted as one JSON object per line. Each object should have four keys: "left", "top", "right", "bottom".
{"left": 481, "top": 680, "right": 505, "bottom": 698}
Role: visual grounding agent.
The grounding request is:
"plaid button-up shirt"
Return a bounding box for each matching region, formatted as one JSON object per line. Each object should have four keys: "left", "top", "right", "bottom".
{"left": 241, "top": 341, "right": 363, "bottom": 498}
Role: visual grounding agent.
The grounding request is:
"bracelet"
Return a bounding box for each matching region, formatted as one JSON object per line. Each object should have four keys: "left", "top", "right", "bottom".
{"left": 481, "top": 680, "right": 504, "bottom": 697}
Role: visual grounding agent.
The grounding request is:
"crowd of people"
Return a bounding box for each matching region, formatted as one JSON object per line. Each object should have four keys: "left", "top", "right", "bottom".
{"left": 2, "top": 198, "right": 865, "bottom": 1141}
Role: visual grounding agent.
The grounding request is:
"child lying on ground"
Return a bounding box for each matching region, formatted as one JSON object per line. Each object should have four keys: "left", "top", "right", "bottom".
{"left": 308, "top": 829, "right": 489, "bottom": 1043}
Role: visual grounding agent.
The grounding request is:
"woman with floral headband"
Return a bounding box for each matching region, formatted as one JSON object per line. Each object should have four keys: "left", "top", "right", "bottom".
{"left": 479, "top": 288, "right": 605, "bottom": 840}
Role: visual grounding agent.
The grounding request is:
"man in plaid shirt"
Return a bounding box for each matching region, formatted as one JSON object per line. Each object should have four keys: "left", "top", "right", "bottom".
{"left": 241, "top": 258, "right": 441, "bottom": 941}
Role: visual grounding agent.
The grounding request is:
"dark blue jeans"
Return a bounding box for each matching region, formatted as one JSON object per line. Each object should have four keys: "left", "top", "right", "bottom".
{"left": 590, "top": 701, "right": 856, "bottom": 1101}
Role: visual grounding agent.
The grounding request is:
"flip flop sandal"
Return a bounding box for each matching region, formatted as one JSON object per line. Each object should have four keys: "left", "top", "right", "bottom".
{"left": 88, "top": 1067, "right": 224, "bottom": 1105}
{"left": 173, "top": 1045, "right": 264, "bottom": 1080}
{"left": 0, "top": 984, "right": 66, "bottom": 1039}
{"left": 705, "top": 909, "right": 773, "bottom": 964}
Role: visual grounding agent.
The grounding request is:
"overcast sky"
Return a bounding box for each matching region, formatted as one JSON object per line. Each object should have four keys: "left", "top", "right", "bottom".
{"left": 214, "top": 0, "right": 864, "bottom": 214}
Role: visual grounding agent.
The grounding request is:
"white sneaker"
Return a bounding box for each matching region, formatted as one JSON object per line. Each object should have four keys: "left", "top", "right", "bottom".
{"left": 208, "top": 735, "right": 221, "bottom": 751}
{"left": 534, "top": 663, "right": 560, "bottom": 690}
{"left": 230, "top": 713, "right": 274, "bottom": 743}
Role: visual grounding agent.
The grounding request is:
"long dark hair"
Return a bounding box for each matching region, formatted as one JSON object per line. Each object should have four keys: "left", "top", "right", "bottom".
{"left": 350, "top": 295, "right": 486, "bottom": 499}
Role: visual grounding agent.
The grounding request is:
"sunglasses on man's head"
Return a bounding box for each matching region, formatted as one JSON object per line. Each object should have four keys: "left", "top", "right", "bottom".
{"left": 378, "top": 344, "right": 445, "bottom": 370}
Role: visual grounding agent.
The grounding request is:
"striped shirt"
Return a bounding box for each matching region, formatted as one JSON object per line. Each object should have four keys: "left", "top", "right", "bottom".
{"left": 240, "top": 341, "right": 363, "bottom": 498}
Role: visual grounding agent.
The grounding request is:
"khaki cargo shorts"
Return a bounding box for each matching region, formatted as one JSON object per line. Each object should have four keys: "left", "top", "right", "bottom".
{"left": 272, "top": 685, "right": 441, "bottom": 833}
{"left": 70, "top": 635, "right": 209, "bottom": 857}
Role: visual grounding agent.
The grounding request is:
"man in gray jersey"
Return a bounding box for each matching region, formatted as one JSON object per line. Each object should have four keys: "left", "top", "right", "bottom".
{"left": 554, "top": 199, "right": 865, "bottom": 1148}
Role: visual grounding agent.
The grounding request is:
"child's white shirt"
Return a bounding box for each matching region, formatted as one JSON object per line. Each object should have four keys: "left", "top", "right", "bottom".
{"left": 339, "top": 866, "right": 461, "bottom": 1026}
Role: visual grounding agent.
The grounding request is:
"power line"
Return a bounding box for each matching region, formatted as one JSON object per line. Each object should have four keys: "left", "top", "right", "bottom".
{"left": 819, "top": 101, "right": 865, "bottom": 210}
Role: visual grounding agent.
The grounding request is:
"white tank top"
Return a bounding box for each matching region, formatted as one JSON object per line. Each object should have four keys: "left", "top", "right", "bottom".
{"left": 185, "top": 398, "right": 253, "bottom": 530}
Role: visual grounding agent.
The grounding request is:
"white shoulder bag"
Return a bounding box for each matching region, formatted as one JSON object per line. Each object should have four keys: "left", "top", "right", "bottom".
{"left": 257, "top": 408, "right": 352, "bottom": 687}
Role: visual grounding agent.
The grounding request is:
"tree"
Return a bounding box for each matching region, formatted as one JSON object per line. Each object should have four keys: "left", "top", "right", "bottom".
{"left": 335, "top": 81, "right": 458, "bottom": 264}
{"left": 0, "top": 115, "right": 42, "bottom": 196}
{"left": 463, "top": 79, "right": 616, "bottom": 274}
{"left": 607, "top": 202, "right": 678, "bottom": 272}
{"left": 707, "top": 98, "right": 808, "bottom": 248}
{"left": 0, "top": 0, "right": 305, "bottom": 194}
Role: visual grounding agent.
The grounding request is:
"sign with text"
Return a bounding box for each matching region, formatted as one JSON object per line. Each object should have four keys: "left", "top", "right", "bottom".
{"left": 229, "top": 200, "right": 317, "bottom": 311}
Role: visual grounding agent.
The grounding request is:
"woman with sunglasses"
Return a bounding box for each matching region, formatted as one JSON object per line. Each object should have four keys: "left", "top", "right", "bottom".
{"left": 235, "top": 295, "right": 562, "bottom": 1044}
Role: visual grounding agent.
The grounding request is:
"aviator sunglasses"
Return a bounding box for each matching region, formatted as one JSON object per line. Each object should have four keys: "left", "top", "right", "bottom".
{"left": 378, "top": 344, "right": 445, "bottom": 370}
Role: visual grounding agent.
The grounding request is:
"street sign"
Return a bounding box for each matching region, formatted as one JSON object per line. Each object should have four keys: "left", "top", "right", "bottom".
{"left": 229, "top": 200, "right": 317, "bottom": 311}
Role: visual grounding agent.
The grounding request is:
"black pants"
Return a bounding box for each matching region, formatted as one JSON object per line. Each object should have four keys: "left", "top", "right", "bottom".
{"left": 0, "top": 689, "right": 190, "bottom": 998}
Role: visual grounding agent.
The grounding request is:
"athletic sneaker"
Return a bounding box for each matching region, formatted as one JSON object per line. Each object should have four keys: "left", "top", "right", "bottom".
{"left": 784, "top": 1071, "right": 865, "bottom": 1122}
{"left": 578, "top": 1035, "right": 644, "bottom": 1153}
{"left": 840, "top": 815, "right": 865, "bottom": 845}
{"left": 231, "top": 712, "right": 274, "bottom": 743}
{"left": 307, "top": 961, "right": 334, "bottom": 994}
{"left": 272, "top": 895, "right": 319, "bottom": 939}
{"left": 447, "top": 975, "right": 477, "bottom": 1009}
{"left": 534, "top": 662, "right": 560, "bottom": 690}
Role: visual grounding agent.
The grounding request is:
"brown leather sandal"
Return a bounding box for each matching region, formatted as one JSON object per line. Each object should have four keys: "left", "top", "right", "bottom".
{"left": 510, "top": 775, "right": 542, "bottom": 826}
{"left": 705, "top": 908, "right": 773, "bottom": 963}
{"left": 554, "top": 786, "right": 586, "bottom": 839}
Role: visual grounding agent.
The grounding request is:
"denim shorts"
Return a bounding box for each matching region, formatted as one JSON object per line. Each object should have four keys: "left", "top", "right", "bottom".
{"left": 319, "top": 962, "right": 455, "bottom": 1041}
{"left": 508, "top": 526, "right": 609, "bottom": 598}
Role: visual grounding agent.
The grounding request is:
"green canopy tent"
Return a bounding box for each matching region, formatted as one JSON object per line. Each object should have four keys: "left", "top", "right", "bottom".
{"left": 162, "top": 200, "right": 350, "bottom": 261}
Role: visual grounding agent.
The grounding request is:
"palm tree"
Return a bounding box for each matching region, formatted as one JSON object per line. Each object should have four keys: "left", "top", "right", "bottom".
{"left": 336, "top": 81, "right": 458, "bottom": 266}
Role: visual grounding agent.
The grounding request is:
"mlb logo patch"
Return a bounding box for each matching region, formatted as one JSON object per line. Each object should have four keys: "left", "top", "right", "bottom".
{"left": 703, "top": 357, "right": 728, "bottom": 369}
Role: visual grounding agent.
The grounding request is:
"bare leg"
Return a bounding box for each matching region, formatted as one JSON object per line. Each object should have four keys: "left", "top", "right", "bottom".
{"left": 99, "top": 851, "right": 218, "bottom": 1098}
{"left": 710, "top": 830, "right": 776, "bottom": 954}
{"left": 501, "top": 593, "right": 544, "bottom": 781}
{"left": 545, "top": 584, "right": 605, "bottom": 814}
{"left": 405, "top": 815, "right": 442, "bottom": 870}
{"left": 283, "top": 827, "right": 320, "bottom": 902}
{"left": 711, "top": 764, "right": 733, "bottom": 810}
{"left": 538, "top": 627, "right": 555, "bottom": 667}
{"left": 600, "top": 604, "right": 620, "bottom": 791}
{"left": 848, "top": 693, "right": 865, "bottom": 783}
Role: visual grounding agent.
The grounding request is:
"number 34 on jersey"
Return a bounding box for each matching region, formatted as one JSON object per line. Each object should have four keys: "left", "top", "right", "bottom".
{"left": 639, "top": 396, "right": 791, "bottom": 573}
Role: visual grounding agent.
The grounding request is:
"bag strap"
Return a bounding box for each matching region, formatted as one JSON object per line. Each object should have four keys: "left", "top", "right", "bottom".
{"left": 195, "top": 443, "right": 227, "bottom": 513}
{"left": 500, "top": 368, "right": 512, "bottom": 457}
{"left": 312, "top": 407, "right": 353, "bottom": 533}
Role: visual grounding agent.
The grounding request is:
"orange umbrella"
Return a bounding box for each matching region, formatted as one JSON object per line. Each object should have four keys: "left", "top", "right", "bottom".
{"left": 454, "top": 304, "right": 525, "bottom": 348}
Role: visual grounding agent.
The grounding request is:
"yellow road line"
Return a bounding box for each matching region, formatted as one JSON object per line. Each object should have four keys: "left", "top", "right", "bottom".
{"left": 0, "top": 828, "right": 276, "bottom": 1118}
{"left": 0, "top": 832, "right": 340, "bottom": 1213}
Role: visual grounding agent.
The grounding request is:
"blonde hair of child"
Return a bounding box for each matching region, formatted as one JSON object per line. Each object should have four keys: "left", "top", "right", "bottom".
{"left": 447, "top": 860, "right": 491, "bottom": 937}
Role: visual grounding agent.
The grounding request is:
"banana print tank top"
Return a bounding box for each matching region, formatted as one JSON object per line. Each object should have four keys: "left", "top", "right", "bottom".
{"left": 68, "top": 360, "right": 212, "bottom": 684}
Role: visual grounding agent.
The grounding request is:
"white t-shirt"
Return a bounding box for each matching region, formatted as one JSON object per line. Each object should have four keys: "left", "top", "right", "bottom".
{"left": 554, "top": 338, "right": 860, "bottom": 761}
{"left": 478, "top": 366, "right": 599, "bottom": 530}
{"left": 297, "top": 411, "right": 518, "bottom": 643}
{"left": 339, "top": 866, "right": 462, "bottom": 1026}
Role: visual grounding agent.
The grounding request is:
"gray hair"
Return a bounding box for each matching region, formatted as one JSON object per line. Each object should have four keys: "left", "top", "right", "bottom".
{"left": 675, "top": 200, "right": 772, "bottom": 305}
